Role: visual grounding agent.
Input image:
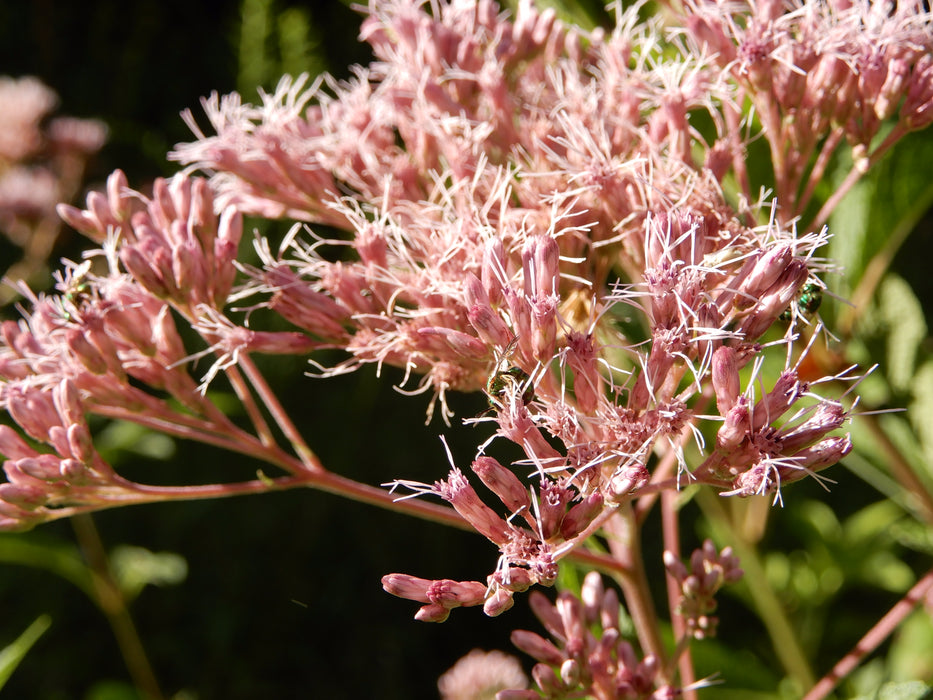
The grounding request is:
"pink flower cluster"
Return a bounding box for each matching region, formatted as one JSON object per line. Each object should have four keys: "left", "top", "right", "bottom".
{"left": 0, "top": 0, "right": 930, "bottom": 694}
{"left": 0, "top": 75, "right": 107, "bottom": 296}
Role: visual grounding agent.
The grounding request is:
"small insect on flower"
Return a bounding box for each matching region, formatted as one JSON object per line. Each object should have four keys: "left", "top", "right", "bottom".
{"left": 780, "top": 281, "right": 823, "bottom": 321}
{"left": 485, "top": 337, "right": 535, "bottom": 408}
{"left": 56, "top": 260, "right": 94, "bottom": 322}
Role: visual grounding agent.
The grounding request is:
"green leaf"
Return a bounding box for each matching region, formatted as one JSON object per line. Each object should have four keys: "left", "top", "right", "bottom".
{"left": 851, "top": 680, "right": 932, "bottom": 700}
{"left": 0, "top": 534, "right": 95, "bottom": 599}
{"left": 109, "top": 546, "right": 188, "bottom": 602}
{"left": 95, "top": 420, "right": 176, "bottom": 464}
{"left": 908, "top": 360, "right": 933, "bottom": 481}
{"left": 0, "top": 615, "right": 51, "bottom": 690}
{"left": 889, "top": 610, "right": 933, "bottom": 683}
{"left": 878, "top": 274, "right": 927, "bottom": 393}
{"left": 83, "top": 679, "right": 140, "bottom": 700}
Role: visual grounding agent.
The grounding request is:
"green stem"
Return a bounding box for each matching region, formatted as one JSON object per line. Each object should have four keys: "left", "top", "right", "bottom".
{"left": 696, "top": 489, "right": 816, "bottom": 690}
{"left": 71, "top": 514, "right": 165, "bottom": 700}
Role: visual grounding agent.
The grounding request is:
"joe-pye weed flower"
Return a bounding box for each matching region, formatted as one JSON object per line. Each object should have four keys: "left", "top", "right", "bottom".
{"left": 2, "top": 0, "right": 933, "bottom": 696}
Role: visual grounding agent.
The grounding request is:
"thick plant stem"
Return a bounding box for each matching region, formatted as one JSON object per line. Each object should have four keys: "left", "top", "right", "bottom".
{"left": 604, "top": 504, "right": 669, "bottom": 678}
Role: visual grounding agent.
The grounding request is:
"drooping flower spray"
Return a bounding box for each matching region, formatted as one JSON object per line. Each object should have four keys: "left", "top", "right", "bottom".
{"left": 2, "top": 0, "right": 933, "bottom": 697}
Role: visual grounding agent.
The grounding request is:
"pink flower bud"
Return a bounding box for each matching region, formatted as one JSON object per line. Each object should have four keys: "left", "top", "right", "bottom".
{"left": 560, "top": 491, "right": 603, "bottom": 540}
{"left": 788, "top": 435, "right": 852, "bottom": 472}
{"left": 467, "top": 304, "right": 512, "bottom": 348}
{"left": 382, "top": 573, "right": 432, "bottom": 603}
{"left": 120, "top": 246, "right": 170, "bottom": 298}
{"left": 53, "top": 379, "right": 83, "bottom": 427}
{"left": 0, "top": 426, "right": 37, "bottom": 460}
{"left": 717, "top": 398, "right": 749, "bottom": 450}
{"left": 711, "top": 346, "right": 741, "bottom": 414}
{"left": 56, "top": 203, "right": 103, "bottom": 239}
{"left": 556, "top": 591, "right": 586, "bottom": 657}
{"left": 67, "top": 424, "right": 96, "bottom": 463}
{"left": 752, "top": 370, "right": 802, "bottom": 431}
{"left": 484, "top": 587, "right": 514, "bottom": 617}
{"left": 414, "top": 603, "right": 450, "bottom": 623}
{"left": 580, "top": 571, "right": 605, "bottom": 625}
{"left": 0, "top": 483, "right": 46, "bottom": 509}
{"left": 739, "top": 259, "right": 808, "bottom": 339}
{"left": 106, "top": 169, "right": 130, "bottom": 220}
{"left": 416, "top": 327, "right": 488, "bottom": 360}
{"left": 778, "top": 401, "right": 846, "bottom": 452}
{"left": 47, "top": 426, "right": 71, "bottom": 459}
{"left": 470, "top": 456, "right": 530, "bottom": 516}
{"left": 66, "top": 329, "right": 109, "bottom": 375}
{"left": 437, "top": 468, "right": 511, "bottom": 545}
{"left": 607, "top": 463, "right": 650, "bottom": 502}
{"left": 738, "top": 244, "right": 793, "bottom": 307}
{"left": 538, "top": 479, "right": 569, "bottom": 540}
{"left": 12, "top": 456, "right": 61, "bottom": 482}
{"left": 531, "top": 663, "right": 564, "bottom": 695}
{"left": 522, "top": 235, "right": 559, "bottom": 299}
{"left": 7, "top": 385, "right": 59, "bottom": 442}
{"left": 876, "top": 57, "right": 911, "bottom": 121}
{"left": 528, "top": 589, "right": 565, "bottom": 639}
{"left": 510, "top": 630, "right": 565, "bottom": 666}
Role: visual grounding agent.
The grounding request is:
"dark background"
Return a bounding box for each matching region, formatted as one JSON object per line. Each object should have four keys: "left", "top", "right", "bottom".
{"left": 0, "top": 1, "right": 931, "bottom": 699}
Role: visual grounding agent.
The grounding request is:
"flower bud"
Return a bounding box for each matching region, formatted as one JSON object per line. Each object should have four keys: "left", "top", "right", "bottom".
{"left": 752, "top": 370, "right": 802, "bottom": 431}
{"left": 522, "top": 235, "right": 559, "bottom": 299}
{"left": 738, "top": 244, "right": 793, "bottom": 307}
{"left": 437, "top": 468, "right": 511, "bottom": 545}
{"left": 560, "top": 491, "right": 603, "bottom": 540}
{"left": 778, "top": 401, "right": 846, "bottom": 452}
{"left": 414, "top": 603, "right": 450, "bottom": 623}
{"left": 416, "top": 327, "right": 487, "bottom": 360}
{"left": 510, "top": 630, "right": 565, "bottom": 666}
{"left": 470, "top": 456, "right": 530, "bottom": 516}
{"left": 788, "top": 435, "right": 852, "bottom": 472}
{"left": 711, "top": 346, "right": 741, "bottom": 415}
{"left": 0, "top": 483, "right": 46, "bottom": 509}
{"left": 607, "top": 463, "right": 650, "bottom": 501}
{"left": 483, "top": 587, "right": 514, "bottom": 617}
{"left": 718, "top": 397, "right": 750, "bottom": 451}
{"left": 531, "top": 663, "right": 564, "bottom": 695}
{"left": 0, "top": 426, "right": 37, "bottom": 460}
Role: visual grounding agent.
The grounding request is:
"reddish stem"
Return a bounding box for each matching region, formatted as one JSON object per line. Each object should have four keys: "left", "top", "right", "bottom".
{"left": 802, "top": 565, "right": 933, "bottom": 700}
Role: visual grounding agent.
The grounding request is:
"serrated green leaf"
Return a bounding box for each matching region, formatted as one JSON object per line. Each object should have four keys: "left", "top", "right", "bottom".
{"left": 0, "top": 615, "right": 51, "bottom": 690}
